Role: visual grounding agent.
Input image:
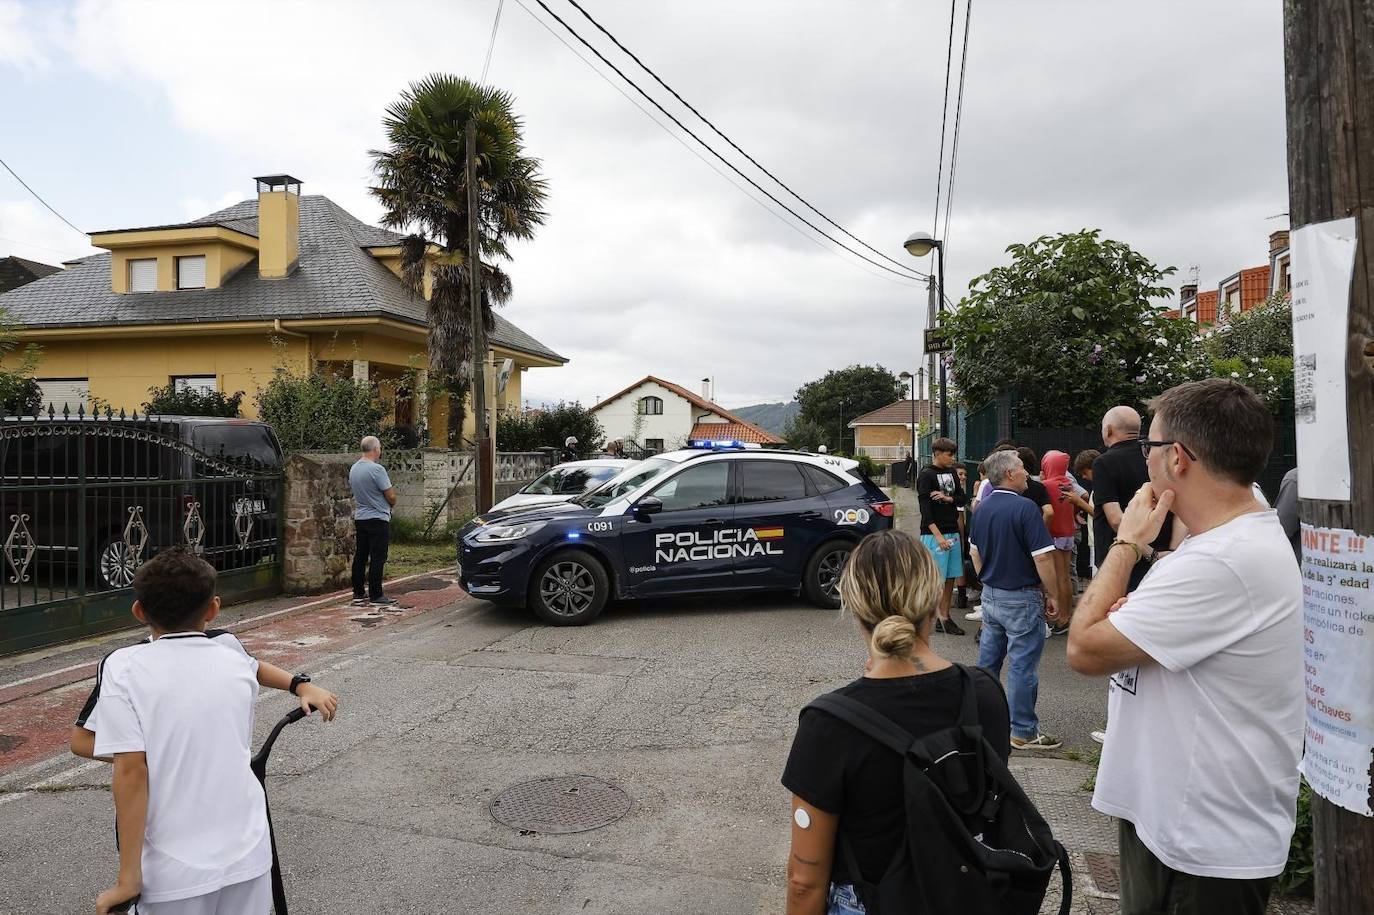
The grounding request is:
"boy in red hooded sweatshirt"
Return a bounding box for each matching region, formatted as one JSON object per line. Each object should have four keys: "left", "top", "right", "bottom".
{"left": 1041, "top": 450, "right": 1091, "bottom": 634}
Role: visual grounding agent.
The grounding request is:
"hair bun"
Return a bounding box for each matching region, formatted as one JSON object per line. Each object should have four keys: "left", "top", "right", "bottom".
{"left": 871, "top": 614, "right": 917, "bottom": 658}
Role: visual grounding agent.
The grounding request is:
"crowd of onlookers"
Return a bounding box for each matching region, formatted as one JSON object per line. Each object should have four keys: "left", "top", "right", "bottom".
{"left": 786, "top": 378, "right": 1305, "bottom": 915}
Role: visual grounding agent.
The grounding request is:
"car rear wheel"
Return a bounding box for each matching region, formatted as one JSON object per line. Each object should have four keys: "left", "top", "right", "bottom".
{"left": 529, "top": 550, "right": 609, "bottom": 626}
{"left": 803, "top": 540, "right": 852, "bottom": 609}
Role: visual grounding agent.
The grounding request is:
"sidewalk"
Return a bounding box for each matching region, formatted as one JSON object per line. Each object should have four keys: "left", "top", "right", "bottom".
{"left": 887, "top": 484, "right": 1313, "bottom": 915}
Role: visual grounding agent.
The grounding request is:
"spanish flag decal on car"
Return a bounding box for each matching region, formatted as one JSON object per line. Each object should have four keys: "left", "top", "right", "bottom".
{"left": 752, "top": 527, "right": 785, "bottom": 540}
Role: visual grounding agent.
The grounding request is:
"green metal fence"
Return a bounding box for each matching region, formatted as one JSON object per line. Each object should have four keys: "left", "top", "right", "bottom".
{"left": 1, "top": 412, "right": 283, "bottom": 655}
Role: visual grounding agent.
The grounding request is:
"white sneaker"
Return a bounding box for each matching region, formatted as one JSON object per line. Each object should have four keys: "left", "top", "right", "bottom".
{"left": 964, "top": 605, "right": 983, "bottom": 621}
{"left": 1090, "top": 730, "right": 1106, "bottom": 745}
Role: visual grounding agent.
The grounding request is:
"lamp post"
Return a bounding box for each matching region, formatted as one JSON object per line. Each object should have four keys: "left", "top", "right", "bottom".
{"left": 898, "top": 369, "right": 917, "bottom": 460}
{"left": 903, "top": 230, "right": 948, "bottom": 438}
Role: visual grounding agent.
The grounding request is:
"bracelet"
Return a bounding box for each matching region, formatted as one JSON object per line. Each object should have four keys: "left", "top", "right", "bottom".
{"left": 1110, "top": 539, "right": 1148, "bottom": 564}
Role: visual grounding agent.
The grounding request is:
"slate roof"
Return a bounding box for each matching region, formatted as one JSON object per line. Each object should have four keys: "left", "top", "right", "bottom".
{"left": 0, "top": 256, "right": 61, "bottom": 295}
{"left": 0, "top": 195, "right": 566, "bottom": 364}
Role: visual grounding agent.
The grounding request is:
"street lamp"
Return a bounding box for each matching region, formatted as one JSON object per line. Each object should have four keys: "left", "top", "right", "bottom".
{"left": 904, "top": 229, "right": 948, "bottom": 438}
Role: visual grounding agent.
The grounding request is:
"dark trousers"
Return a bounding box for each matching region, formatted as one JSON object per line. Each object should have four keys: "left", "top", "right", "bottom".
{"left": 352, "top": 519, "right": 391, "bottom": 600}
{"left": 1118, "top": 819, "right": 1274, "bottom": 915}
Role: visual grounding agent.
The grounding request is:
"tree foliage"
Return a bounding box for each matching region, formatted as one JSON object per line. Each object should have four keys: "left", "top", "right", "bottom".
{"left": 496, "top": 402, "right": 605, "bottom": 457}
{"left": 943, "top": 230, "right": 1195, "bottom": 426}
{"left": 794, "top": 365, "right": 903, "bottom": 454}
{"left": 0, "top": 307, "right": 42, "bottom": 416}
{"left": 255, "top": 367, "right": 389, "bottom": 454}
{"left": 370, "top": 74, "right": 548, "bottom": 445}
{"left": 142, "top": 383, "right": 244, "bottom": 418}
{"left": 1198, "top": 292, "right": 1293, "bottom": 409}
{"left": 780, "top": 414, "right": 828, "bottom": 452}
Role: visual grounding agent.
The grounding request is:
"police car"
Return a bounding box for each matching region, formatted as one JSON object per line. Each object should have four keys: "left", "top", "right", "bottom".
{"left": 458, "top": 441, "right": 894, "bottom": 625}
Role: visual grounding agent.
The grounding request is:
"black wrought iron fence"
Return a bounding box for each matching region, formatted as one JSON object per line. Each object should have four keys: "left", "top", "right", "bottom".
{"left": 1, "top": 409, "right": 284, "bottom": 655}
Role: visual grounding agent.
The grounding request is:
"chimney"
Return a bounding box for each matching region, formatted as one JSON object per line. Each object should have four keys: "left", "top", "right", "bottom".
{"left": 701, "top": 377, "right": 713, "bottom": 402}
{"left": 1269, "top": 229, "right": 1290, "bottom": 256}
{"left": 1179, "top": 263, "right": 1199, "bottom": 305}
{"left": 255, "top": 175, "right": 302, "bottom": 278}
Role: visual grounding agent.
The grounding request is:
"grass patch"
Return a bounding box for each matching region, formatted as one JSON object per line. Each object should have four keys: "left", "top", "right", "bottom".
{"left": 388, "top": 540, "right": 456, "bottom": 578}
{"left": 1078, "top": 744, "right": 1102, "bottom": 792}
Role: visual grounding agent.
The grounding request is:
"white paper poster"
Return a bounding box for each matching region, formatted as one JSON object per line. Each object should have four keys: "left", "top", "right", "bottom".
{"left": 1289, "top": 217, "right": 1358, "bottom": 501}
{"left": 1298, "top": 523, "right": 1374, "bottom": 816}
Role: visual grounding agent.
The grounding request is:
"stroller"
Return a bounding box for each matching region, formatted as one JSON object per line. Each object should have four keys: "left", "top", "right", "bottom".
{"left": 111, "top": 706, "right": 308, "bottom": 914}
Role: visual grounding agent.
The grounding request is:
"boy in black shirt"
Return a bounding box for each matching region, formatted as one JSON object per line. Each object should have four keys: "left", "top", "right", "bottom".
{"left": 917, "top": 438, "right": 968, "bottom": 635}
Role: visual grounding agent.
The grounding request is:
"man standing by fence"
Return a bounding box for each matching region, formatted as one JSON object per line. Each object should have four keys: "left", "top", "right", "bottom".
{"left": 350, "top": 435, "right": 398, "bottom": 608}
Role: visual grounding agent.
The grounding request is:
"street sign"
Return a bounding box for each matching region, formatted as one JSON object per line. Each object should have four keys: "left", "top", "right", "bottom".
{"left": 924, "top": 328, "right": 952, "bottom": 353}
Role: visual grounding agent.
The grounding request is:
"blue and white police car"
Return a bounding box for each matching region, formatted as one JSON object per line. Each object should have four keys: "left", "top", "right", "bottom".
{"left": 457, "top": 441, "right": 894, "bottom": 625}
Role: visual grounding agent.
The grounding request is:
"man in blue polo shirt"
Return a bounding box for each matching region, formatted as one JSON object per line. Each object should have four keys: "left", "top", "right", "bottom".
{"left": 969, "top": 448, "right": 1062, "bottom": 750}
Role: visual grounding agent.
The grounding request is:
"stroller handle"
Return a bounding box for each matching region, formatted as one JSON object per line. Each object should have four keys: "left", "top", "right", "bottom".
{"left": 250, "top": 706, "right": 309, "bottom": 775}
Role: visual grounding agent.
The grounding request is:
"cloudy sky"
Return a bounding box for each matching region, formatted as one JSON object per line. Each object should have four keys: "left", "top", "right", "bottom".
{"left": 0, "top": 0, "right": 1288, "bottom": 409}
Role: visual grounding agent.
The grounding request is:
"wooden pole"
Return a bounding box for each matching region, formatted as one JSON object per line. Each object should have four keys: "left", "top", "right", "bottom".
{"left": 466, "top": 120, "right": 494, "bottom": 514}
{"left": 1283, "top": 2, "right": 1374, "bottom": 911}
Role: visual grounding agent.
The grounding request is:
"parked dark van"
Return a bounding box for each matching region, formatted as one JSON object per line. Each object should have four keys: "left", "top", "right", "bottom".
{"left": 0, "top": 415, "right": 283, "bottom": 592}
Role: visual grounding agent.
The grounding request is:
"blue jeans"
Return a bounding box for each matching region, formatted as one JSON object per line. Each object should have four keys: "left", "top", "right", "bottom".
{"left": 977, "top": 584, "right": 1047, "bottom": 740}
{"left": 828, "top": 884, "right": 865, "bottom": 915}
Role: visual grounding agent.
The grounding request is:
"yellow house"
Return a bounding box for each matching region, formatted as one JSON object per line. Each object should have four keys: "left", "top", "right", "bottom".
{"left": 0, "top": 175, "right": 566, "bottom": 442}
{"left": 848, "top": 398, "right": 933, "bottom": 463}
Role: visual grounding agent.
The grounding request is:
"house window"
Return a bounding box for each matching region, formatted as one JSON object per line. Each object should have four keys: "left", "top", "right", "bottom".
{"left": 36, "top": 378, "right": 90, "bottom": 414}
{"left": 128, "top": 258, "right": 157, "bottom": 293}
{"left": 638, "top": 396, "right": 663, "bottom": 415}
{"left": 176, "top": 255, "right": 206, "bottom": 290}
{"left": 173, "top": 375, "right": 217, "bottom": 394}
{"left": 644, "top": 438, "right": 665, "bottom": 453}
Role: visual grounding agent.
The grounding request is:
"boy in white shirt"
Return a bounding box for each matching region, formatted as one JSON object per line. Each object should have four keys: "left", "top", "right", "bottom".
{"left": 79, "top": 547, "right": 338, "bottom": 914}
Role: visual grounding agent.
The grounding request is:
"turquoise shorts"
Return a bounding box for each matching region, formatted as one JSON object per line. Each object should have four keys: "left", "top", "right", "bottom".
{"left": 920, "top": 533, "right": 963, "bottom": 580}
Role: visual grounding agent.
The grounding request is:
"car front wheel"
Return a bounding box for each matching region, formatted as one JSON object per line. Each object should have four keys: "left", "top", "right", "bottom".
{"left": 803, "top": 540, "right": 852, "bottom": 609}
{"left": 96, "top": 535, "right": 141, "bottom": 590}
{"left": 529, "top": 550, "right": 609, "bottom": 626}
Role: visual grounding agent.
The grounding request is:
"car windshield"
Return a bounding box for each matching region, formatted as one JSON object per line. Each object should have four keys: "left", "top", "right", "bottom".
{"left": 575, "top": 458, "right": 676, "bottom": 508}
{"left": 522, "top": 465, "right": 620, "bottom": 497}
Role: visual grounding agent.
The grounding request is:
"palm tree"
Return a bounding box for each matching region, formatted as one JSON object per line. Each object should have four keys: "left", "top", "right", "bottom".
{"left": 370, "top": 74, "right": 548, "bottom": 445}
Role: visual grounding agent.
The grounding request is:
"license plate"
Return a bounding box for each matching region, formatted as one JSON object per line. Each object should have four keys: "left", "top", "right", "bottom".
{"left": 236, "top": 498, "right": 267, "bottom": 514}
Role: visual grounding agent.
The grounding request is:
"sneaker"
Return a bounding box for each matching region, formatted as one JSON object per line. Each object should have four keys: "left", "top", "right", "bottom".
{"left": 1047, "top": 623, "right": 1070, "bottom": 638}
{"left": 1011, "top": 733, "right": 1063, "bottom": 751}
{"left": 964, "top": 605, "right": 983, "bottom": 622}
{"left": 1090, "top": 730, "right": 1106, "bottom": 745}
{"left": 934, "top": 618, "right": 965, "bottom": 636}
{"left": 370, "top": 596, "right": 399, "bottom": 608}
{"left": 349, "top": 596, "right": 370, "bottom": 607}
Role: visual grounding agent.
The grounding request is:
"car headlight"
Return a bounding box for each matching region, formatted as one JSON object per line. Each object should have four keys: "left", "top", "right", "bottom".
{"left": 474, "top": 520, "right": 547, "bottom": 543}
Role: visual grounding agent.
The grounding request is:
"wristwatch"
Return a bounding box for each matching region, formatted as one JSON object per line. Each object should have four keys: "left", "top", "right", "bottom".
{"left": 288, "top": 673, "right": 312, "bottom": 695}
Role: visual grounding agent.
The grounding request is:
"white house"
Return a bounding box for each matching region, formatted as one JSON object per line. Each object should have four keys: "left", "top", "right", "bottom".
{"left": 590, "top": 376, "right": 782, "bottom": 453}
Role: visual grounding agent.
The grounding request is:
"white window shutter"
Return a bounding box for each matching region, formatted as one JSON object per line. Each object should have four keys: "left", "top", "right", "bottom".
{"left": 177, "top": 256, "right": 206, "bottom": 289}
{"left": 36, "top": 379, "right": 90, "bottom": 414}
{"left": 128, "top": 259, "right": 157, "bottom": 293}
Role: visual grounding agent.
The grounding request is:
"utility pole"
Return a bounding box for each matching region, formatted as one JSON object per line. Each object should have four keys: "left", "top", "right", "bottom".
{"left": 1284, "top": 2, "right": 1374, "bottom": 912}
{"left": 466, "top": 120, "right": 494, "bottom": 513}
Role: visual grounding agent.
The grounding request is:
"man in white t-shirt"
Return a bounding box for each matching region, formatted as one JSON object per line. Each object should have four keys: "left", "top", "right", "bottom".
{"left": 1067, "top": 379, "right": 1302, "bottom": 915}
{"left": 88, "top": 548, "right": 336, "bottom": 914}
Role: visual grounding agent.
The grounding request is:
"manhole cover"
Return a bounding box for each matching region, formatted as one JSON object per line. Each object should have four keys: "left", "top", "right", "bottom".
{"left": 490, "top": 775, "right": 632, "bottom": 835}
{"left": 1084, "top": 851, "right": 1120, "bottom": 896}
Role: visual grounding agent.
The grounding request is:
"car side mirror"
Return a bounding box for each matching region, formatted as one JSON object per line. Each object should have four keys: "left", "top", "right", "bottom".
{"left": 634, "top": 496, "right": 663, "bottom": 517}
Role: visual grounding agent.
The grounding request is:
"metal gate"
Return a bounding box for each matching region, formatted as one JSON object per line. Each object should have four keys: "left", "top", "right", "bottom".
{"left": 1, "top": 412, "right": 283, "bottom": 655}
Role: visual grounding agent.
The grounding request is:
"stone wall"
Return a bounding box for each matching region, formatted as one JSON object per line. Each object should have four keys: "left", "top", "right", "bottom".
{"left": 283, "top": 453, "right": 356, "bottom": 594}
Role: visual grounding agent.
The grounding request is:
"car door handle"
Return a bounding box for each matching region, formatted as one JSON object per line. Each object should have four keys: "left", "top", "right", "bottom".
{"left": 702, "top": 518, "right": 726, "bottom": 525}
{"left": 798, "top": 511, "right": 823, "bottom": 520}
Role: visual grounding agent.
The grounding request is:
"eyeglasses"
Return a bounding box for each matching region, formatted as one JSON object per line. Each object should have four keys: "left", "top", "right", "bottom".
{"left": 1139, "top": 439, "right": 1197, "bottom": 460}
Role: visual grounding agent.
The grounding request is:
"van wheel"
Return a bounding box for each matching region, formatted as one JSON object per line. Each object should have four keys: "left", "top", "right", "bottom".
{"left": 96, "top": 534, "right": 142, "bottom": 590}
{"left": 529, "top": 550, "right": 609, "bottom": 625}
{"left": 803, "top": 540, "right": 852, "bottom": 609}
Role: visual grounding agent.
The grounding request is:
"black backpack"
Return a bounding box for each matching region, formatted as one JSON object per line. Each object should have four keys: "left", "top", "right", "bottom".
{"left": 804, "top": 665, "right": 1071, "bottom": 915}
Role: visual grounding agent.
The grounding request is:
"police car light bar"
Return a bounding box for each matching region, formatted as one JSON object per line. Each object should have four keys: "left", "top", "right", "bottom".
{"left": 687, "top": 440, "right": 762, "bottom": 450}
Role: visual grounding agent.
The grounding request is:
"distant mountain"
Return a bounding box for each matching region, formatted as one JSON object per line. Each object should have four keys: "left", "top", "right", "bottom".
{"left": 730, "top": 401, "right": 800, "bottom": 436}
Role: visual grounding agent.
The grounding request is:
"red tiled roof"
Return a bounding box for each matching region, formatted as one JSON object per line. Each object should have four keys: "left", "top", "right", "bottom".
{"left": 1239, "top": 265, "right": 1271, "bottom": 313}
{"left": 1162, "top": 308, "right": 1180, "bottom": 319}
{"left": 592, "top": 375, "right": 782, "bottom": 444}
{"left": 1196, "top": 290, "right": 1219, "bottom": 325}
{"left": 689, "top": 421, "right": 783, "bottom": 445}
{"left": 848, "top": 399, "right": 934, "bottom": 426}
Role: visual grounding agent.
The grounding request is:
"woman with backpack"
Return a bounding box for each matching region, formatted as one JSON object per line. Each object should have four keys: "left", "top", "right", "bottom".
{"left": 781, "top": 529, "right": 1013, "bottom": 914}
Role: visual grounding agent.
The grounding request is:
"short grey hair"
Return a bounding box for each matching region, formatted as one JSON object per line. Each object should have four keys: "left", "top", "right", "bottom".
{"left": 1102, "top": 405, "right": 1141, "bottom": 436}
{"left": 983, "top": 449, "right": 1022, "bottom": 486}
{"left": 360, "top": 435, "right": 381, "bottom": 454}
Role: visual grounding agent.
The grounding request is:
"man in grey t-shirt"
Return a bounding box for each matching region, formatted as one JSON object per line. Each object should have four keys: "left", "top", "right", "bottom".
{"left": 350, "top": 435, "right": 398, "bottom": 606}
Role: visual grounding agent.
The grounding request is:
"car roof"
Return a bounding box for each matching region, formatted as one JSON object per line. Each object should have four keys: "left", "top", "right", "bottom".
{"left": 657, "top": 447, "right": 860, "bottom": 472}
{"left": 549, "top": 458, "right": 637, "bottom": 469}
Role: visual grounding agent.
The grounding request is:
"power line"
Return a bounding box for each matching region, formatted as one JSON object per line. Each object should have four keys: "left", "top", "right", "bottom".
{"left": 523, "top": 0, "right": 927, "bottom": 283}
{"left": 940, "top": 0, "right": 973, "bottom": 250}
{"left": 560, "top": 0, "right": 923, "bottom": 279}
{"left": 0, "top": 154, "right": 84, "bottom": 236}
{"left": 511, "top": 0, "right": 922, "bottom": 288}
{"left": 930, "top": 0, "right": 957, "bottom": 237}
{"left": 481, "top": 0, "right": 505, "bottom": 82}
